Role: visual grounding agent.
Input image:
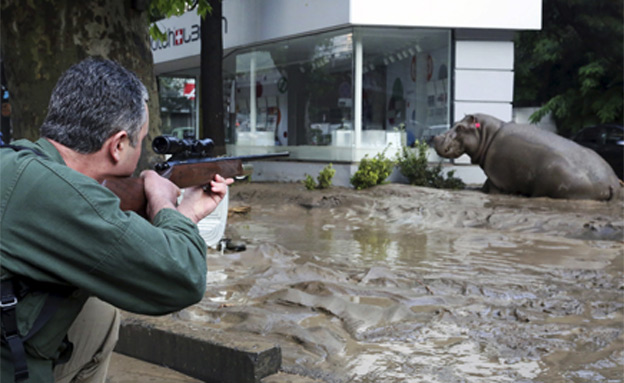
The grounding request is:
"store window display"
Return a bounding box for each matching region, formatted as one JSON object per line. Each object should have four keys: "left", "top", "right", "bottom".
{"left": 223, "top": 27, "right": 451, "bottom": 159}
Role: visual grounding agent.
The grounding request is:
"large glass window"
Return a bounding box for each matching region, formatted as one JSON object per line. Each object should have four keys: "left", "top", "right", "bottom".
{"left": 359, "top": 27, "right": 451, "bottom": 147}
{"left": 223, "top": 27, "right": 450, "bottom": 160}
{"left": 158, "top": 76, "right": 198, "bottom": 139}
{"left": 224, "top": 29, "right": 354, "bottom": 149}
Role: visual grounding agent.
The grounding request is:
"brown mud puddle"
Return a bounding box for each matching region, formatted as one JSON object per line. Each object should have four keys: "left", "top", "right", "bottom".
{"left": 179, "top": 183, "right": 622, "bottom": 382}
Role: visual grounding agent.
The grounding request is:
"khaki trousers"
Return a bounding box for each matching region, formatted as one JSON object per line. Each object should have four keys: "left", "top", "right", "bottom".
{"left": 53, "top": 297, "right": 120, "bottom": 383}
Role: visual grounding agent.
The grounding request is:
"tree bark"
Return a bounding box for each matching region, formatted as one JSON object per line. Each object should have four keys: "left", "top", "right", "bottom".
{"left": 200, "top": 0, "right": 225, "bottom": 154}
{"left": 0, "top": 0, "right": 162, "bottom": 172}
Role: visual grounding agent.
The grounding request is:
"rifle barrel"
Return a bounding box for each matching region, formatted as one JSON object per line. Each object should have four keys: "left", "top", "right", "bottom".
{"left": 223, "top": 151, "right": 290, "bottom": 162}
{"left": 158, "top": 151, "right": 290, "bottom": 169}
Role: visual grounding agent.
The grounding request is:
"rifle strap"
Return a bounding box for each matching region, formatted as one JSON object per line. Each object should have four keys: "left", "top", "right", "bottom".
{"left": 1, "top": 277, "right": 74, "bottom": 381}
{"left": 1, "top": 279, "right": 28, "bottom": 381}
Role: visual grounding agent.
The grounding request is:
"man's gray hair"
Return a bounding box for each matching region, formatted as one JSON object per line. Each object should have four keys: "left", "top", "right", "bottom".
{"left": 40, "top": 58, "right": 149, "bottom": 154}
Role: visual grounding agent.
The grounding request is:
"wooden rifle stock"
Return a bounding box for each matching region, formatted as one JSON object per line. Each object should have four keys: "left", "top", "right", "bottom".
{"left": 102, "top": 152, "right": 289, "bottom": 217}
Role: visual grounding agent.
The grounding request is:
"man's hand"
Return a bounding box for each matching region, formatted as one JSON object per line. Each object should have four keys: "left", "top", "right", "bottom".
{"left": 141, "top": 171, "right": 234, "bottom": 224}
{"left": 176, "top": 174, "right": 234, "bottom": 224}
{"left": 140, "top": 170, "right": 181, "bottom": 221}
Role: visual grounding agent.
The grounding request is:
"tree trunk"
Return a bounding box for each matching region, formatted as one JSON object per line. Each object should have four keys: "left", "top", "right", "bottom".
{"left": 200, "top": 0, "right": 225, "bottom": 154}
{"left": 0, "top": 0, "right": 162, "bottom": 172}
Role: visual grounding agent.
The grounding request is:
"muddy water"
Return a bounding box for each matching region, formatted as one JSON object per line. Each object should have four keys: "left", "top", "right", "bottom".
{"left": 182, "top": 183, "right": 623, "bottom": 383}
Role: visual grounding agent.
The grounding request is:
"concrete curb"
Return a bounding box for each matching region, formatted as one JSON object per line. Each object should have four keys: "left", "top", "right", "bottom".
{"left": 115, "top": 316, "right": 281, "bottom": 383}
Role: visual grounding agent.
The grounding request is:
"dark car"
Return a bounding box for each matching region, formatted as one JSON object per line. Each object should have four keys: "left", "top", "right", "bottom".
{"left": 572, "top": 124, "right": 624, "bottom": 180}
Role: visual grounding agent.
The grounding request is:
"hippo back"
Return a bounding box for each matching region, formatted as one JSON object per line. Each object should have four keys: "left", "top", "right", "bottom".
{"left": 482, "top": 123, "right": 620, "bottom": 200}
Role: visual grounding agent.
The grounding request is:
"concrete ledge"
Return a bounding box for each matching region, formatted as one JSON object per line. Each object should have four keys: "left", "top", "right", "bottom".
{"left": 251, "top": 159, "right": 486, "bottom": 188}
{"left": 115, "top": 316, "right": 281, "bottom": 383}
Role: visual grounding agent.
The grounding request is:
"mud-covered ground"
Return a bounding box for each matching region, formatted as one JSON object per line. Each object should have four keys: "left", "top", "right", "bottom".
{"left": 180, "top": 182, "right": 623, "bottom": 383}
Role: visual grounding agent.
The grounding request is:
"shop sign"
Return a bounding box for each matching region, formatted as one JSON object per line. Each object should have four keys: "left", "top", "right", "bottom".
{"left": 151, "top": 12, "right": 201, "bottom": 64}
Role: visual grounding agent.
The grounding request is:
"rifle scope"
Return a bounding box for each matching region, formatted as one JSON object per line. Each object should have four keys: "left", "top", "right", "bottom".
{"left": 152, "top": 135, "right": 215, "bottom": 157}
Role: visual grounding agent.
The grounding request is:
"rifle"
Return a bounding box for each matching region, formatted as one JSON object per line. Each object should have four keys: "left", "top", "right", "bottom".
{"left": 102, "top": 135, "right": 289, "bottom": 217}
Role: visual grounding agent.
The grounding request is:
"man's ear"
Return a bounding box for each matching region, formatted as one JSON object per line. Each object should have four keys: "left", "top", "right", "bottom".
{"left": 107, "top": 130, "right": 129, "bottom": 163}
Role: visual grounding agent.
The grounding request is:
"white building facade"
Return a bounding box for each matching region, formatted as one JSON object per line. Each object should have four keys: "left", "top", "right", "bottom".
{"left": 151, "top": 0, "right": 542, "bottom": 185}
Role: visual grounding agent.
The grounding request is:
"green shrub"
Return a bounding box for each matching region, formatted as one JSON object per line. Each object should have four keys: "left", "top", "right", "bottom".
{"left": 317, "top": 163, "right": 336, "bottom": 189}
{"left": 396, "top": 141, "right": 429, "bottom": 186}
{"left": 303, "top": 174, "right": 317, "bottom": 190}
{"left": 427, "top": 163, "right": 466, "bottom": 190}
{"left": 304, "top": 163, "right": 336, "bottom": 190}
{"left": 397, "top": 141, "right": 465, "bottom": 190}
{"left": 350, "top": 149, "right": 395, "bottom": 190}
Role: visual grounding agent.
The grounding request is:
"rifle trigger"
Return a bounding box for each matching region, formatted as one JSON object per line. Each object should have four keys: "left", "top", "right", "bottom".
{"left": 155, "top": 162, "right": 170, "bottom": 172}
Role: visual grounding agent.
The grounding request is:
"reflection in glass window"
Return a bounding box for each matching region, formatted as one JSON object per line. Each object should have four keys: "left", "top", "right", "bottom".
{"left": 223, "top": 26, "right": 451, "bottom": 158}
{"left": 224, "top": 29, "right": 354, "bottom": 147}
{"left": 360, "top": 27, "right": 451, "bottom": 147}
{"left": 158, "top": 76, "right": 197, "bottom": 139}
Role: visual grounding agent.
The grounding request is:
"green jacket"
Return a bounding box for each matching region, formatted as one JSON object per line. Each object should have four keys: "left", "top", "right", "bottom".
{"left": 1, "top": 138, "right": 208, "bottom": 382}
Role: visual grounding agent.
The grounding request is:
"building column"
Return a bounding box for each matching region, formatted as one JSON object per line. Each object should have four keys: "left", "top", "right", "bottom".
{"left": 250, "top": 52, "right": 257, "bottom": 134}
{"left": 353, "top": 30, "right": 363, "bottom": 151}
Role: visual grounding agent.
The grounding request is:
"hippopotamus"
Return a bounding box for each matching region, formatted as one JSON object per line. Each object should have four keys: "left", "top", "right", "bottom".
{"left": 432, "top": 113, "right": 621, "bottom": 200}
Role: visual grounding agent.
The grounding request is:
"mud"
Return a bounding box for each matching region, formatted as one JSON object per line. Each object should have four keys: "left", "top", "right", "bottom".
{"left": 177, "top": 182, "right": 622, "bottom": 382}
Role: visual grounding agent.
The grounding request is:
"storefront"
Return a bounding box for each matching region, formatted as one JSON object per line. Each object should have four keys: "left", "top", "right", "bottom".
{"left": 223, "top": 26, "right": 451, "bottom": 162}
{"left": 151, "top": 0, "right": 541, "bottom": 181}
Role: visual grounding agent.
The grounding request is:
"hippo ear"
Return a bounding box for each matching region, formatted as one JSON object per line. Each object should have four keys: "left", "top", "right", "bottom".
{"left": 471, "top": 115, "right": 481, "bottom": 129}
{"left": 460, "top": 114, "right": 472, "bottom": 124}
{"left": 463, "top": 114, "right": 481, "bottom": 129}
{"left": 456, "top": 115, "right": 478, "bottom": 132}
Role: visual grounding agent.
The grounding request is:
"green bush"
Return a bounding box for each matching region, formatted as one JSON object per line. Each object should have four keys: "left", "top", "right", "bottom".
{"left": 397, "top": 141, "right": 429, "bottom": 186}
{"left": 397, "top": 141, "right": 465, "bottom": 190}
{"left": 350, "top": 149, "right": 395, "bottom": 190}
{"left": 427, "top": 163, "right": 465, "bottom": 190}
{"left": 317, "top": 163, "right": 336, "bottom": 189}
{"left": 303, "top": 174, "right": 317, "bottom": 190}
{"left": 304, "top": 163, "right": 336, "bottom": 190}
